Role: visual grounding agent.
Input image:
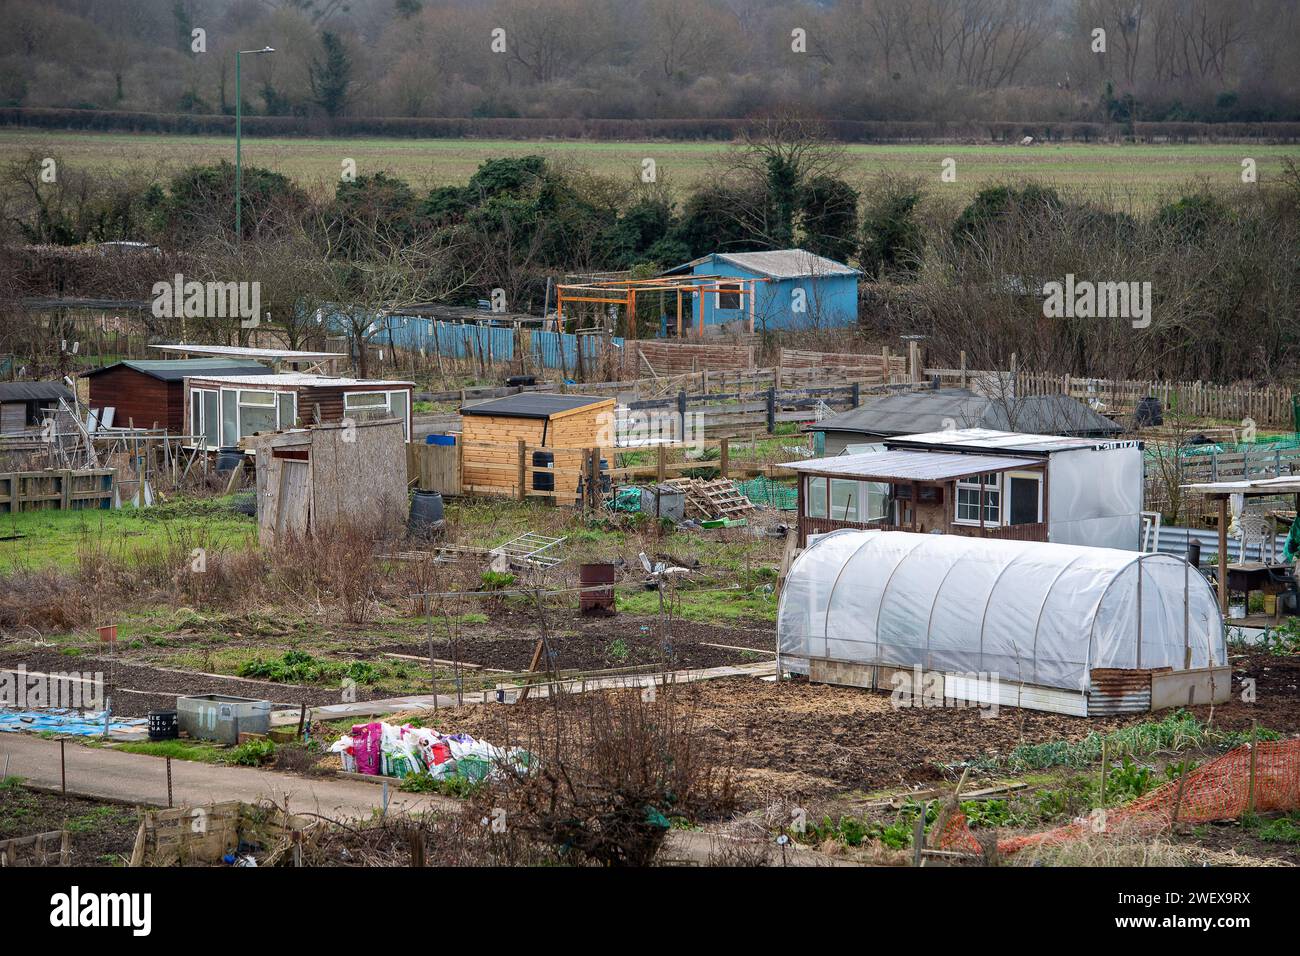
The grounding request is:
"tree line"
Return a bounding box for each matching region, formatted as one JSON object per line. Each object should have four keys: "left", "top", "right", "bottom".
{"left": 2, "top": 0, "right": 1299, "bottom": 125}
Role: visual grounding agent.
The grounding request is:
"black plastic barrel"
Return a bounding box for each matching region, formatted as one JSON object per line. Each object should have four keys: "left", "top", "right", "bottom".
{"left": 1135, "top": 396, "right": 1163, "bottom": 426}
{"left": 148, "top": 710, "right": 179, "bottom": 741}
{"left": 506, "top": 375, "right": 537, "bottom": 387}
{"left": 408, "top": 490, "right": 445, "bottom": 535}
{"left": 532, "top": 450, "right": 555, "bottom": 491}
{"left": 214, "top": 447, "right": 244, "bottom": 473}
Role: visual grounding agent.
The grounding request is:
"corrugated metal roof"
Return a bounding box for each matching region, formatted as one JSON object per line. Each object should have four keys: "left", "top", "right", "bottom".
{"left": 150, "top": 344, "right": 345, "bottom": 361}
{"left": 0, "top": 381, "right": 73, "bottom": 402}
{"left": 83, "top": 358, "right": 274, "bottom": 382}
{"left": 812, "top": 390, "right": 1123, "bottom": 438}
{"left": 786, "top": 449, "right": 1039, "bottom": 481}
{"left": 715, "top": 249, "right": 858, "bottom": 279}
{"left": 887, "top": 427, "right": 1136, "bottom": 454}
{"left": 193, "top": 373, "right": 414, "bottom": 387}
{"left": 460, "top": 393, "right": 611, "bottom": 419}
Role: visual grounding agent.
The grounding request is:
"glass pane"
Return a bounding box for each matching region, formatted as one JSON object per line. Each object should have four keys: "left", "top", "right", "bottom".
{"left": 202, "top": 391, "right": 219, "bottom": 447}
{"left": 345, "top": 392, "right": 388, "bottom": 408}
{"left": 1009, "top": 477, "right": 1039, "bottom": 524}
{"left": 239, "top": 403, "right": 277, "bottom": 437}
{"left": 221, "top": 390, "right": 237, "bottom": 446}
{"left": 830, "top": 479, "right": 860, "bottom": 522}
{"left": 190, "top": 393, "right": 201, "bottom": 438}
{"left": 807, "top": 478, "right": 827, "bottom": 518}
{"left": 389, "top": 390, "right": 408, "bottom": 439}
{"left": 239, "top": 389, "right": 276, "bottom": 406}
{"left": 278, "top": 392, "right": 296, "bottom": 430}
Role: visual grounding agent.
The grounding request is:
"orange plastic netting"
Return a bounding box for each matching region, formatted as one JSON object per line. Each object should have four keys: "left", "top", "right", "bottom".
{"left": 937, "top": 739, "right": 1300, "bottom": 855}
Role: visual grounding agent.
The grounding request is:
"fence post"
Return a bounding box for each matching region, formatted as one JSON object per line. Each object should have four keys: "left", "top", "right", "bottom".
{"left": 677, "top": 389, "right": 687, "bottom": 440}
{"left": 766, "top": 387, "right": 776, "bottom": 434}
{"left": 720, "top": 437, "right": 729, "bottom": 479}
{"left": 851, "top": 382, "right": 861, "bottom": 408}
{"left": 656, "top": 444, "right": 666, "bottom": 483}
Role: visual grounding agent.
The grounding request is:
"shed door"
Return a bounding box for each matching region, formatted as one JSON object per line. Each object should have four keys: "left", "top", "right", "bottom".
{"left": 276, "top": 459, "right": 311, "bottom": 539}
{"left": 1007, "top": 472, "right": 1043, "bottom": 525}
{"left": 0, "top": 403, "right": 25, "bottom": 434}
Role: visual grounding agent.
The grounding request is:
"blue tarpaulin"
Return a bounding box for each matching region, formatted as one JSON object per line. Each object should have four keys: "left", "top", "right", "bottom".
{"left": 0, "top": 708, "right": 147, "bottom": 737}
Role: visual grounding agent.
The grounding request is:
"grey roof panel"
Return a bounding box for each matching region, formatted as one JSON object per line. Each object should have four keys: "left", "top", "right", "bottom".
{"left": 786, "top": 449, "right": 1040, "bottom": 481}
{"left": 84, "top": 358, "right": 275, "bottom": 382}
{"left": 715, "top": 249, "right": 858, "bottom": 279}
{"left": 813, "top": 389, "right": 1122, "bottom": 438}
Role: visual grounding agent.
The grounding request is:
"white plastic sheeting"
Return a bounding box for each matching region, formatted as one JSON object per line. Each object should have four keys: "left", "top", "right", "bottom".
{"left": 777, "top": 530, "right": 1225, "bottom": 691}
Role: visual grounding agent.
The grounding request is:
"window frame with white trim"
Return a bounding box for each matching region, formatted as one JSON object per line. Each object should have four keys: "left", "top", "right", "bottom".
{"left": 343, "top": 389, "right": 410, "bottom": 441}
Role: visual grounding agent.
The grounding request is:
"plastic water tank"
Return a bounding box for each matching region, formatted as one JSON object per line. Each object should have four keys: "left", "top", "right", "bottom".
{"left": 408, "top": 490, "right": 445, "bottom": 534}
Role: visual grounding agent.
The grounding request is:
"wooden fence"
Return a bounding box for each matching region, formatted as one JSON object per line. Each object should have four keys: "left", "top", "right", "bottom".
{"left": 927, "top": 363, "right": 1296, "bottom": 429}
{"left": 776, "top": 347, "right": 909, "bottom": 388}
{"left": 409, "top": 436, "right": 797, "bottom": 502}
{"left": 0, "top": 468, "right": 116, "bottom": 512}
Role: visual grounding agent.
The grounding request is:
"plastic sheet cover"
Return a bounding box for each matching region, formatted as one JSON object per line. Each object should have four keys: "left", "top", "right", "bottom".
{"left": 777, "top": 530, "right": 1224, "bottom": 691}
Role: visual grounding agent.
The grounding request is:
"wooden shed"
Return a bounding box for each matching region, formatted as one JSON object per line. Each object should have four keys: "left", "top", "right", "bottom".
{"left": 0, "top": 381, "right": 73, "bottom": 434}
{"left": 84, "top": 359, "right": 273, "bottom": 433}
{"left": 459, "top": 393, "right": 615, "bottom": 498}
{"left": 182, "top": 372, "right": 415, "bottom": 450}
{"left": 248, "top": 419, "right": 408, "bottom": 547}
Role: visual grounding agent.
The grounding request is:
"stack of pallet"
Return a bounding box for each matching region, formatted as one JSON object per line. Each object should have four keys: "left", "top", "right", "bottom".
{"left": 662, "top": 478, "right": 758, "bottom": 520}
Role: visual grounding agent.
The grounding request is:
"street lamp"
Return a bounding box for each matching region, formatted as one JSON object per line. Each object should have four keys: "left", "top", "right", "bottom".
{"left": 235, "top": 46, "right": 276, "bottom": 245}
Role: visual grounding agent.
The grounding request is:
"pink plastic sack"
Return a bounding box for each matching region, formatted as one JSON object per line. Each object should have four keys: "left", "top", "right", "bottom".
{"left": 350, "top": 722, "right": 383, "bottom": 775}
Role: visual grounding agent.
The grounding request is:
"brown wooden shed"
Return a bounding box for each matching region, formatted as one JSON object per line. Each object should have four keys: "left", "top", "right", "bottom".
{"left": 83, "top": 359, "right": 273, "bottom": 433}
{"left": 459, "top": 393, "right": 615, "bottom": 497}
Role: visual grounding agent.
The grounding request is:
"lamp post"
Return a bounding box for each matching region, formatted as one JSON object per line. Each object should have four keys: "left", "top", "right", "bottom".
{"left": 235, "top": 46, "right": 276, "bottom": 245}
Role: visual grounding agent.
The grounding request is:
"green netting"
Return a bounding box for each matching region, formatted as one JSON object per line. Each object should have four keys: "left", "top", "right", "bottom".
{"left": 736, "top": 476, "right": 798, "bottom": 511}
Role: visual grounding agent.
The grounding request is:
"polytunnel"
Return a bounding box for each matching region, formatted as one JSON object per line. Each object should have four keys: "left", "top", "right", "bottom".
{"left": 777, "top": 530, "right": 1226, "bottom": 694}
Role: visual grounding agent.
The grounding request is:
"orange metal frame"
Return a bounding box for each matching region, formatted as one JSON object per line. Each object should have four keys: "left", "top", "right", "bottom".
{"left": 554, "top": 275, "right": 768, "bottom": 339}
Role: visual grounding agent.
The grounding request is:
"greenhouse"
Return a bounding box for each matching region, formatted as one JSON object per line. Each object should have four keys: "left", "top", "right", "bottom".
{"left": 777, "top": 530, "right": 1228, "bottom": 715}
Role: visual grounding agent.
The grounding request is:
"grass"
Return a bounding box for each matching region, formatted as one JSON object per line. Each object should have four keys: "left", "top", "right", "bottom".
{"left": 112, "top": 739, "right": 229, "bottom": 764}
{"left": 3, "top": 130, "right": 1296, "bottom": 208}
{"left": 619, "top": 584, "right": 775, "bottom": 623}
{"left": 0, "top": 495, "right": 255, "bottom": 571}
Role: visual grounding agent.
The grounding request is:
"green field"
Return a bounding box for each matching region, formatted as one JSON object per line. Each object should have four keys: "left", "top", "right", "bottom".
{"left": 3, "top": 130, "right": 1296, "bottom": 208}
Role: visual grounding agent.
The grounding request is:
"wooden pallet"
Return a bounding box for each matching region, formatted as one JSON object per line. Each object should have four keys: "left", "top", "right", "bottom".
{"left": 663, "top": 478, "right": 757, "bottom": 520}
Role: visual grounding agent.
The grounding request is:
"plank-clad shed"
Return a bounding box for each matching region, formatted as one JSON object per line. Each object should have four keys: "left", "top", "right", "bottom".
{"left": 84, "top": 358, "right": 273, "bottom": 433}
{"left": 0, "top": 381, "right": 74, "bottom": 433}
{"left": 459, "top": 393, "right": 615, "bottom": 497}
{"left": 183, "top": 372, "right": 415, "bottom": 449}
{"left": 248, "top": 419, "right": 408, "bottom": 548}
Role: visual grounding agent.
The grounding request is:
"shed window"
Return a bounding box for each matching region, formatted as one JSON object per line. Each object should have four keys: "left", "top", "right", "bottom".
{"left": 956, "top": 473, "right": 1001, "bottom": 524}
{"left": 806, "top": 477, "right": 828, "bottom": 518}
{"left": 238, "top": 389, "right": 277, "bottom": 436}
{"left": 344, "top": 390, "right": 410, "bottom": 440}
{"left": 830, "top": 479, "right": 862, "bottom": 522}
{"left": 716, "top": 283, "right": 742, "bottom": 310}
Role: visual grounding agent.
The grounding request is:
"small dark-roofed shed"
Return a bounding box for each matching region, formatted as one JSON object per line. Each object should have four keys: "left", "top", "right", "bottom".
{"left": 458, "top": 392, "right": 615, "bottom": 496}
{"left": 0, "top": 381, "right": 74, "bottom": 433}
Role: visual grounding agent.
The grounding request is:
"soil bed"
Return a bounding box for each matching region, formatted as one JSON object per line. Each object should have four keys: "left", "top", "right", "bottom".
{"left": 0, "top": 783, "right": 140, "bottom": 866}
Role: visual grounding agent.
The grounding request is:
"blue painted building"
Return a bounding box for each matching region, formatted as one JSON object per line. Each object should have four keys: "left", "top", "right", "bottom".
{"left": 662, "top": 249, "right": 859, "bottom": 334}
